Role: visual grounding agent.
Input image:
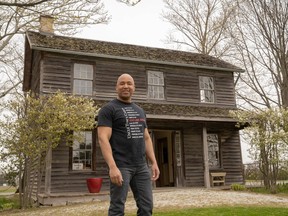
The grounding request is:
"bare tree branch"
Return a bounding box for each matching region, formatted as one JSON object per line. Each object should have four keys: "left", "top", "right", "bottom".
{"left": 0, "top": 0, "right": 50, "bottom": 7}
{"left": 162, "top": 0, "right": 236, "bottom": 58}
{"left": 0, "top": 0, "right": 111, "bottom": 100}
{"left": 117, "top": 0, "right": 141, "bottom": 6}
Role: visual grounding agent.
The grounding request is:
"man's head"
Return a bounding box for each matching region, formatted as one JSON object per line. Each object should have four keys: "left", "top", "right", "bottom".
{"left": 116, "top": 73, "right": 135, "bottom": 103}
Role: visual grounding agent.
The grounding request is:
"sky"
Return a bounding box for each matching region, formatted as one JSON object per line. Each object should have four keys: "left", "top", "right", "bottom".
{"left": 76, "top": 0, "right": 252, "bottom": 164}
{"left": 77, "top": 0, "right": 171, "bottom": 48}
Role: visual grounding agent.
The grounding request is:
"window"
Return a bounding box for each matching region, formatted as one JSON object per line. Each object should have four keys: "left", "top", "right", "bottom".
{"left": 73, "top": 63, "right": 93, "bottom": 95}
{"left": 147, "top": 71, "right": 165, "bottom": 99}
{"left": 72, "top": 131, "right": 93, "bottom": 170}
{"left": 207, "top": 134, "right": 220, "bottom": 168}
{"left": 199, "top": 76, "right": 214, "bottom": 103}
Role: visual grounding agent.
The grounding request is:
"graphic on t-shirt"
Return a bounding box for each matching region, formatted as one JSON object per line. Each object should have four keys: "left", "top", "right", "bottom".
{"left": 122, "top": 107, "right": 145, "bottom": 139}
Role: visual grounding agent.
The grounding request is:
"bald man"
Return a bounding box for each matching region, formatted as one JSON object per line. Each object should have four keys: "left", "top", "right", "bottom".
{"left": 97, "top": 73, "right": 160, "bottom": 216}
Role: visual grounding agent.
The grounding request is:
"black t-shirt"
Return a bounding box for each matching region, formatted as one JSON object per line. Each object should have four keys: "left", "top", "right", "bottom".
{"left": 97, "top": 99, "right": 147, "bottom": 168}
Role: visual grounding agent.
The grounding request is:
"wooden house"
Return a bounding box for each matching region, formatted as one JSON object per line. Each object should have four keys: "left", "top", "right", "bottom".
{"left": 23, "top": 20, "right": 245, "bottom": 205}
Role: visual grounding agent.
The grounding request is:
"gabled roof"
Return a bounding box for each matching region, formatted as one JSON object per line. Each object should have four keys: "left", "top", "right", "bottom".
{"left": 25, "top": 31, "right": 244, "bottom": 72}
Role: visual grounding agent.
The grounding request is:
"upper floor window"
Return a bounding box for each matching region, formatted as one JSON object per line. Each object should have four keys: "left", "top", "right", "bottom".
{"left": 73, "top": 63, "right": 93, "bottom": 95}
{"left": 207, "top": 134, "right": 220, "bottom": 168}
{"left": 72, "top": 131, "right": 93, "bottom": 170}
{"left": 147, "top": 71, "right": 164, "bottom": 99}
{"left": 199, "top": 76, "right": 214, "bottom": 103}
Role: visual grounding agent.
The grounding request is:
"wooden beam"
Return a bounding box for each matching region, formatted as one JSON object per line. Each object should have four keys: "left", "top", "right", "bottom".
{"left": 203, "top": 126, "right": 210, "bottom": 188}
{"left": 44, "top": 147, "right": 52, "bottom": 194}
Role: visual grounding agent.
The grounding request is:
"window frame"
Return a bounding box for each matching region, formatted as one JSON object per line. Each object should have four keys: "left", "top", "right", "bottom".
{"left": 147, "top": 70, "right": 165, "bottom": 100}
{"left": 199, "top": 76, "right": 215, "bottom": 103}
{"left": 207, "top": 133, "right": 221, "bottom": 169}
{"left": 70, "top": 131, "right": 94, "bottom": 171}
{"left": 73, "top": 63, "right": 94, "bottom": 96}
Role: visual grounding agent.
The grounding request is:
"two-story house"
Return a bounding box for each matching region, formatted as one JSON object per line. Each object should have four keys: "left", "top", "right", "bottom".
{"left": 23, "top": 17, "right": 245, "bottom": 205}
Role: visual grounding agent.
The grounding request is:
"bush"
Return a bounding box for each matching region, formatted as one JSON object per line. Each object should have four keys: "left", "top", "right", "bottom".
{"left": 231, "top": 184, "right": 246, "bottom": 191}
{"left": 0, "top": 196, "right": 20, "bottom": 211}
{"left": 276, "top": 183, "right": 288, "bottom": 193}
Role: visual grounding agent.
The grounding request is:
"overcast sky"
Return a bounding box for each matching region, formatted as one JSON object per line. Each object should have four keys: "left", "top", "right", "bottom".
{"left": 77, "top": 0, "right": 171, "bottom": 48}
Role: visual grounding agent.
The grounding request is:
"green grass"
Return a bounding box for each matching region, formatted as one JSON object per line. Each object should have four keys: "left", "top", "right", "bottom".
{"left": 246, "top": 183, "right": 288, "bottom": 195}
{"left": 149, "top": 206, "right": 288, "bottom": 216}
{"left": 0, "top": 195, "right": 20, "bottom": 211}
{"left": 0, "top": 187, "right": 19, "bottom": 211}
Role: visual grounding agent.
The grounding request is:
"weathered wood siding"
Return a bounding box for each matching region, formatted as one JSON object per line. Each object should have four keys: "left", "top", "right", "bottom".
{"left": 30, "top": 50, "right": 42, "bottom": 94}
{"left": 38, "top": 52, "right": 236, "bottom": 108}
{"left": 94, "top": 59, "right": 147, "bottom": 100}
{"left": 181, "top": 124, "right": 243, "bottom": 187}
{"left": 183, "top": 126, "right": 204, "bottom": 187}
{"left": 221, "top": 131, "right": 244, "bottom": 184}
{"left": 41, "top": 53, "right": 72, "bottom": 93}
{"left": 39, "top": 131, "right": 108, "bottom": 193}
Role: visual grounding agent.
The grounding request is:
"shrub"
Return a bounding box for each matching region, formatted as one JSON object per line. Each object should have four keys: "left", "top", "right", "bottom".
{"left": 0, "top": 195, "right": 20, "bottom": 211}
{"left": 231, "top": 184, "right": 246, "bottom": 191}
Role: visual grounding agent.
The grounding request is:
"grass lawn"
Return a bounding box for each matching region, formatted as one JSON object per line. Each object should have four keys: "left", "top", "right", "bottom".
{"left": 148, "top": 206, "right": 288, "bottom": 216}
{"left": 3, "top": 205, "right": 288, "bottom": 216}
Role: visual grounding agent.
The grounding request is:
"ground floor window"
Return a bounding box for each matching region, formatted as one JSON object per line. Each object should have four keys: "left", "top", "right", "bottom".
{"left": 72, "top": 131, "right": 93, "bottom": 170}
{"left": 207, "top": 133, "right": 220, "bottom": 168}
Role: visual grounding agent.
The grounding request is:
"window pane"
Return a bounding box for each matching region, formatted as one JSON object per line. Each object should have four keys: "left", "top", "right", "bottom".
{"left": 199, "top": 76, "right": 214, "bottom": 103}
{"left": 73, "top": 63, "right": 93, "bottom": 96}
{"left": 74, "top": 63, "right": 93, "bottom": 80}
{"left": 72, "top": 131, "right": 93, "bottom": 170}
{"left": 73, "top": 80, "right": 92, "bottom": 95}
{"left": 208, "top": 134, "right": 220, "bottom": 168}
{"left": 73, "top": 151, "right": 80, "bottom": 162}
{"left": 147, "top": 71, "right": 165, "bottom": 99}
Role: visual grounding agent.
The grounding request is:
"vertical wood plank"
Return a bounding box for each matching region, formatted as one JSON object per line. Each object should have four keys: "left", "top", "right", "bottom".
{"left": 203, "top": 126, "right": 210, "bottom": 188}
{"left": 45, "top": 147, "right": 52, "bottom": 194}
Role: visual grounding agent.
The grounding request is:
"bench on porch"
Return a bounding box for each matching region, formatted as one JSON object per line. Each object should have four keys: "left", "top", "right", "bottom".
{"left": 210, "top": 172, "right": 226, "bottom": 187}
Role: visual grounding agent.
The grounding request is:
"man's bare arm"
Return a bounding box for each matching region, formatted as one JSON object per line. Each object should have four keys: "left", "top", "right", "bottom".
{"left": 144, "top": 128, "right": 160, "bottom": 181}
{"left": 98, "top": 126, "right": 123, "bottom": 186}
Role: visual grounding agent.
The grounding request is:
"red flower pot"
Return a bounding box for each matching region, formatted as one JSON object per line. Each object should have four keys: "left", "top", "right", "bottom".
{"left": 86, "top": 178, "right": 103, "bottom": 193}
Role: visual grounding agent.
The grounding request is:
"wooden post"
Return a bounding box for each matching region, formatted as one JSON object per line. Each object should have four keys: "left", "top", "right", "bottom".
{"left": 44, "top": 147, "right": 52, "bottom": 194}
{"left": 203, "top": 126, "right": 210, "bottom": 188}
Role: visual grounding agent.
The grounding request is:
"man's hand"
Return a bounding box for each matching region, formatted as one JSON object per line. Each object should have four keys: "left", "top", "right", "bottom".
{"left": 109, "top": 166, "right": 123, "bottom": 186}
{"left": 150, "top": 163, "right": 160, "bottom": 181}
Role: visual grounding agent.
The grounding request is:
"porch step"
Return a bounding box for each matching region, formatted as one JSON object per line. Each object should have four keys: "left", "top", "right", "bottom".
{"left": 37, "top": 191, "right": 110, "bottom": 206}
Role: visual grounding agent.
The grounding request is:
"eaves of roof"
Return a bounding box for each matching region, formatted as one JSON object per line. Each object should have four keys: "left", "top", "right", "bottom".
{"left": 94, "top": 100, "right": 238, "bottom": 122}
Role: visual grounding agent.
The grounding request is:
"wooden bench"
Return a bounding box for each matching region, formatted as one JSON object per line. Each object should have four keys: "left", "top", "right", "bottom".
{"left": 210, "top": 172, "right": 226, "bottom": 187}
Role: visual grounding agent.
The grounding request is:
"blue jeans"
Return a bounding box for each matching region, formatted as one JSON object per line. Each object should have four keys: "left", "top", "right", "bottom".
{"left": 108, "top": 164, "right": 153, "bottom": 216}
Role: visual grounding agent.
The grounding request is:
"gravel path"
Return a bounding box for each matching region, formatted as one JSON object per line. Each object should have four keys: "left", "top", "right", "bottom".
{"left": 3, "top": 188, "right": 288, "bottom": 216}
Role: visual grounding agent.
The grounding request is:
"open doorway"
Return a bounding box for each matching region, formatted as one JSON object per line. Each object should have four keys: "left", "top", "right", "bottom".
{"left": 151, "top": 130, "right": 175, "bottom": 187}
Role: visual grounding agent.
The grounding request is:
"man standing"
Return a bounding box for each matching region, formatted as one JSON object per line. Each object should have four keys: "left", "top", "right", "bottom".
{"left": 97, "top": 73, "right": 160, "bottom": 216}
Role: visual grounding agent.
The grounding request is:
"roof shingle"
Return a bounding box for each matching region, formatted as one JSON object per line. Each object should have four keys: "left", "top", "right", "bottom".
{"left": 26, "top": 31, "right": 243, "bottom": 72}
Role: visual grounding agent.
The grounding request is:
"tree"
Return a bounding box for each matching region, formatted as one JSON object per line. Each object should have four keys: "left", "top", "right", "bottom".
{"left": 231, "top": 108, "right": 288, "bottom": 193}
{"left": 230, "top": 0, "right": 288, "bottom": 109}
{"left": 0, "top": 0, "right": 110, "bottom": 100}
{"left": 117, "top": 0, "right": 142, "bottom": 6}
{"left": 0, "top": 92, "right": 98, "bottom": 208}
{"left": 162, "top": 0, "right": 236, "bottom": 58}
{"left": 228, "top": 0, "right": 288, "bottom": 191}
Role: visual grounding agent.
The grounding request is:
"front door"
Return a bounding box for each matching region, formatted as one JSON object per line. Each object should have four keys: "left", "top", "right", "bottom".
{"left": 150, "top": 130, "right": 175, "bottom": 187}
{"left": 156, "top": 137, "right": 170, "bottom": 187}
